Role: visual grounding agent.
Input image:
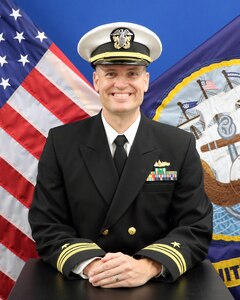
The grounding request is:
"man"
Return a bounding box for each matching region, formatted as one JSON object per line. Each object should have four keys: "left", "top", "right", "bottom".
{"left": 29, "top": 22, "right": 213, "bottom": 288}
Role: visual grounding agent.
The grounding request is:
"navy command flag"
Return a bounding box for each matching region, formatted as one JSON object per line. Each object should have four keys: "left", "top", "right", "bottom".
{"left": 142, "top": 16, "right": 240, "bottom": 300}
{"left": 0, "top": 0, "right": 101, "bottom": 298}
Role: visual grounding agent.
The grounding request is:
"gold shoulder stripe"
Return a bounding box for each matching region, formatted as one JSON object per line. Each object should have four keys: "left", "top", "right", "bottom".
{"left": 143, "top": 244, "right": 187, "bottom": 275}
{"left": 57, "top": 243, "right": 101, "bottom": 273}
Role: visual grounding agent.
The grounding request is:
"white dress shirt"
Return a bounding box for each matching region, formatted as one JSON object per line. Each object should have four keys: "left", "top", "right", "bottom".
{"left": 101, "top": 112, "right": 141, "bottom": 157}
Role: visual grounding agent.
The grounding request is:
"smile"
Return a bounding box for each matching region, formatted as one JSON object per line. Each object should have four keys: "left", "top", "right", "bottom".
{"left": 111, "top": 93, "right": 131, "bottom": 98}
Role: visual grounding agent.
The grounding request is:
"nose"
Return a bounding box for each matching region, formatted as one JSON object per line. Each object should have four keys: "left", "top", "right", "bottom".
{"left": 114, "top": 75, "right": 128, "bottom": 89}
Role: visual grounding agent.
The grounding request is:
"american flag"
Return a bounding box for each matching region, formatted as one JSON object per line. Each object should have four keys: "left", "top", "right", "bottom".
{"left": 0, "top": 0, "right": 101, "bottom": 298}
{"left": 200, "top": 79, "right": 218, "bottom": 90}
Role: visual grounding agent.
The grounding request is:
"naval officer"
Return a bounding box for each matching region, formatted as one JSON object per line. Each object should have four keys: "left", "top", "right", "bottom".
{"left": 29, "top": 22, "right": 213, "bottom": 288}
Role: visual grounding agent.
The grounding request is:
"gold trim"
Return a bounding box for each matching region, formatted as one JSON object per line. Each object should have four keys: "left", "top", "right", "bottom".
{"left": 153, "top": 59, "right": 240, "bottom": 121}
{"left": 89, "top": 51, "right": 152, "bottom": 63}
{"left": 97, "top": 57, "right": 146, "bottom": 63}
{"left": 143, "top": 244, "right": 187, "bottom": 275}
{"left": 212, "top": 233, "right": 240, "bottom": 242}
{"left": 212, "top": 257, "right": 240, "bottom": 288}
{"left": 57, "top": 243, "right": 101, "bottom": 273}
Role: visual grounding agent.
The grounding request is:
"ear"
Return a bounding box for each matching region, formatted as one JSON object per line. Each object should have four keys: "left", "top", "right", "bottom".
{"left": 93, "top": 71, "right": 99, "bottom": 92}
{"left": 144, "top": 72, "right": 150, "bottom": 92}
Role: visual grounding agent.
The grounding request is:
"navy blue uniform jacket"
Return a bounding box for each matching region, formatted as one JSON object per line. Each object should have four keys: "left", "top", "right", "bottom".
{"left": 29, "top": 112, "right": 213, "bottom": 282}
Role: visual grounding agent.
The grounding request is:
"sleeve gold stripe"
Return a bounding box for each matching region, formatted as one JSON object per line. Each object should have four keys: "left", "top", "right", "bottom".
{"left": 143, "top": 244, "right": 187, "bottom": 275}
{"left": 57, "top": 243, "right": 101, "bottom": 273}
{"left": 89, "top": 51, "right": 152, "bottom": 63}
{"left": 145, "top": 246, "right": 184, "bottom": 275}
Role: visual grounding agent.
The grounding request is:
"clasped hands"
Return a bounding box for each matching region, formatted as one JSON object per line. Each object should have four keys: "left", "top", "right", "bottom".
{"left": 83, "top": 252, "right": 162, "bottom": 288}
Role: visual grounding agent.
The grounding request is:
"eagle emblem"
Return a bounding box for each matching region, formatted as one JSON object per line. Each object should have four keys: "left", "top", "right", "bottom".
{"left": 110, "top": 28, "right": 134, "bottom": 50}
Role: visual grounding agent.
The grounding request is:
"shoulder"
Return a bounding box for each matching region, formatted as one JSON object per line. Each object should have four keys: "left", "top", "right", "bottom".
{"left": 49, "top": 114, "right": 100, "bottom": 138}
{"left": 142, "top": 114, "right": 194, "bottom": 141}
{"left": 44, "top": 114, "right": 102, "bottom": 153}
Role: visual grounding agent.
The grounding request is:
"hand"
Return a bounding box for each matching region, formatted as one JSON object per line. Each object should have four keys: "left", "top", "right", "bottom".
{"left": 83, "top": 259, "right": 103, "bottom": 277}
{"left": 88, "top": 252, "right": 162, "bottom": 288}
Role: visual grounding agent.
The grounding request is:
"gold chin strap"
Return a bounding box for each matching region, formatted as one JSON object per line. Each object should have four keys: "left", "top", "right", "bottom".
{"left": 89, "top": 51, "right": 152, "bottom": 64}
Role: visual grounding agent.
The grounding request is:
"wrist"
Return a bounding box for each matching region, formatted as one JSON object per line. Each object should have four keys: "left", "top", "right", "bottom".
{"left": 141, "top": 257, "right": 162, "bottom": 278}
{"left": 83, "top": 258, "right": 101, "bottom": 277}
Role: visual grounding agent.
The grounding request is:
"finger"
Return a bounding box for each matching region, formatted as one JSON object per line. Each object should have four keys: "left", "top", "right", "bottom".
{"left": 90, "top": 257, "right": 123, "bottom": 276}
{"left": 89, "top": 264, "right": 122, "bottom": 284}
{"left": 91, "top": 274, "right": 124, "bottom": 287}
{"left": 101, "top": 252, "right": 123, "bottom": 262}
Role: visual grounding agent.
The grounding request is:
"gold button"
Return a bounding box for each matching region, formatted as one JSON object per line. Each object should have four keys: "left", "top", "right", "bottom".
{"left": 102, "top": 229, "right": 109, "bottom": 236}
{"left": 128, "top": 227, "right": 136, "bottom": 235}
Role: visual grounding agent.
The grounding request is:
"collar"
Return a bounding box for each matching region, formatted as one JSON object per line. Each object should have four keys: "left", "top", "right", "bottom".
{"left": 101, "top": 112, "right": 141, "bottom": 156}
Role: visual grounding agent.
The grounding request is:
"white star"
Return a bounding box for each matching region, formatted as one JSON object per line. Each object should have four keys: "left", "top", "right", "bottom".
{"left": 14, "top": 31, "right": 25, "bottom": 43}
{"left": 35, "top": 31, "right": 47, "bottom": 42}
{"left": 61, "top": 243, "right": 70, "bottom": 249}
{"left": 10, "top": 8, "right": 22, "bottom": 21}
{"left": 171, "top": 241, "right": 181, "bottom": 248}
{"left": 0, "top": 78, "right": 11, "bottom": 90}
{"left": 18, "top": 54, "right": 30, "bottom": 66}
{"left": 0, "top": 33, "right": 5, "bottom": 42}
{"left": 0, "top": 56, "right": 8, "bottom": 67}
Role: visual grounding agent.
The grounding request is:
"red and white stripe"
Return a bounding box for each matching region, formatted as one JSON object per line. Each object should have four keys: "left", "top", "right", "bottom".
{"left": 0, "top": 43, "right": 101, "bottom": 299}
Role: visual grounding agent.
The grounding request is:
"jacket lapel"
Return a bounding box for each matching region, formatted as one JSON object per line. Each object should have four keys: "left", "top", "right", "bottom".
{"left": 79, "top": 114, "right": 119, "bottom": 205}
{"left": 101, "top": 115, "right": 161, "bottom": 231}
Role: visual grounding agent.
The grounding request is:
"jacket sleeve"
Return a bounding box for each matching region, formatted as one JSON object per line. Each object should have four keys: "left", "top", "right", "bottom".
{"left": 28, "top": 129, "right": 106, "bottom": 279}
{"left": 135, "top": 134, "right": 213, "bottom": 282}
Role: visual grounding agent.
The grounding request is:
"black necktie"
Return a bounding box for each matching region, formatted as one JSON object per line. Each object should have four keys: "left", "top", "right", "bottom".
{"left": 113, "top": 135, "right": 127, "bottom": 176}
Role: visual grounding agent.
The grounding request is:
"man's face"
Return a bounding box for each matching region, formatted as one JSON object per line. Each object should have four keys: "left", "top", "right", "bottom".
{"left": 93, "top": 64, "right": 149, "bottom": 117}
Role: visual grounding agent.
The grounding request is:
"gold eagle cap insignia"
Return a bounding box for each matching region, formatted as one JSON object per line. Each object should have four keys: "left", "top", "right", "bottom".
{"left": 111, "top": 28, "right": 133, "bottom": 50}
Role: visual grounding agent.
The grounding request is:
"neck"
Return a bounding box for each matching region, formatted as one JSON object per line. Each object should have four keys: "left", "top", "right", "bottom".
{"left": 102, "top": 110, "right": 140, "bottom": 133}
